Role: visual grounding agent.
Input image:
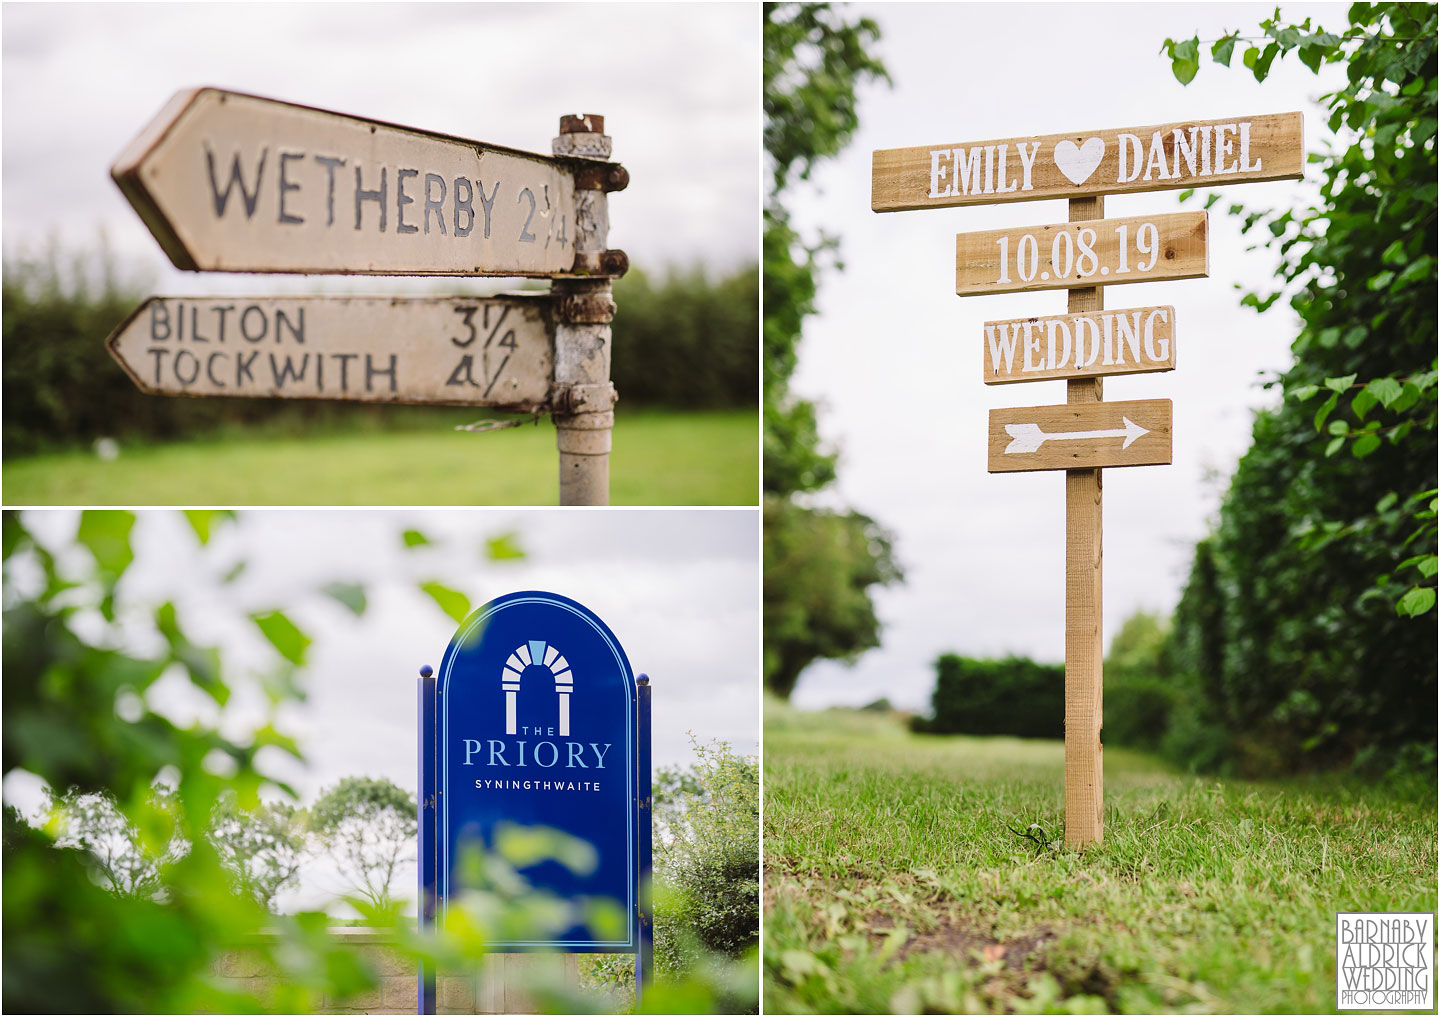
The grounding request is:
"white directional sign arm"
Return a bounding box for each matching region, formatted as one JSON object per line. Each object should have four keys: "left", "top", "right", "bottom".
{"left": 112, "top": 89, "right": 629, "bottom": 277}
{"left": 105, "top": 295, "right": 559, "bottom": 409}
{"left": 988, "top": 400, "right": 1172, "bottom": 473}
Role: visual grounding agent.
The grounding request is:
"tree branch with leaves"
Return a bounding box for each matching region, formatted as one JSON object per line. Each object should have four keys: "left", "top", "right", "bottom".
{"left": 1161, "top": 3, "right": 1436, "bottom": 773}
{"left": 308, "top": 776, "right": 416, "bottom": 912}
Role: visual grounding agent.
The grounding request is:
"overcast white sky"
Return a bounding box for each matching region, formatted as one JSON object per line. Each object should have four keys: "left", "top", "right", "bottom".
{"left": 787, "top": 2, "right": 1352, "bottom": 710}
{"left": 1, "top": 2, "right": 758, "bottom": 293}
{"left": 7, "top": 507, "right": 758, "bottom": 910}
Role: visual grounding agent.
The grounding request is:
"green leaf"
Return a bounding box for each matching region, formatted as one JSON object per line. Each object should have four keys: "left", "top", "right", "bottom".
{"left": 251, "top": 723, "right": 304, "bottom": 760}
{"left": 1288, "top": 384, "right": 1321, "bottom": 402}
{"left": 493, "top": 822, "right": 597, "bottom": 875}
{"left": 1325, "top": 436, "right": 1346, "bottom": 457}
{"left": 1324, "top": 374, "right": 1357, "bottom": 394}
{"left": 182, "top": 510, "right": 233, "bottom": 547}
{"left": 321, "top": 582, "right": 367, "bottom": 617}
{"left": 1391, "top": 382, "right": 1421, "bottom": 414}
{"left": 1399, "top": 555, "right": 1439, "bottom": 579}
{"left": 1204, "top": 193, "right": 1221, "bottom": 210}
{"left": 1365, "top": 377, "right": 1405, "bottom": 408}
{"left": 1169, "top": 36, "right": 1201, "bottom": 84}
{"left": 77, "top": 510, "right": 136, "bottom": 582}
{"left": 1397, "top": 587, "right": 1436, "bottom": 617}
{"left": 1394, "top": 257, "right": 1434, "bottom": 287}
{"left": 1212, "top": 34, "right": 1238, "bottom": 66}
{"left": 1253, "top": 42, "right": 1280, "bottom": 80}
{"left": 1327, "top": 419, "right": 1349, "bottom": 436}
{"left": 420, "top": 582, "right": 471, "bottom": 624}
{"left": 1367, "top": 269, "right": 1395, "bottom": 290}
{"left": 1177, "top": 188, "right": 1195, "bottom": 202}
{"left": 251, "top": 611, "right": 311, "bottom": 666}
{"left": 401, "top": 529, "right": 431, "bottom": 549}
{"left": 155, "top": 601, "right": 228, "bottom": 705}
{"left": 1351, "top": 433, "right": 1382, "bottom": 458}
{"left": 1351, "top": 388, "right": 1377, "bottom": 421}
{"left": 485, "top": 533, "right": 527, "bottom": 562}
{"left": 1314, "top": 391, "right": 1339, "bottom": 432}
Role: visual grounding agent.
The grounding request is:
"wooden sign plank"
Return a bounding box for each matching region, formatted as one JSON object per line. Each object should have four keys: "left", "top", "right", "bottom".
{"left": 112, "top": 89, "right": 588, "bottom": 276}
{"left": 957, "top": 212, "right": 1207, "bottom": 296}
{"left": 983, "top": 306, "right": 1175, "bottom": 385}
{"left": 873, "top": 112, "right": 1302, "bottom": 212}
{"left": 988, "top": 399, "right": 1172, "bottom": 473}
{"left": 105, "top": 295, "right": 555, "bottom": 410}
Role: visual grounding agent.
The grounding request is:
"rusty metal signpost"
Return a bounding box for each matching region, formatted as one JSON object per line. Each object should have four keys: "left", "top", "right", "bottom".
{"left": 108, "top": 89, "right": 629, "bottom": 504}
{"left": 873, "top": 113, "right": 1304, "bottom": 846}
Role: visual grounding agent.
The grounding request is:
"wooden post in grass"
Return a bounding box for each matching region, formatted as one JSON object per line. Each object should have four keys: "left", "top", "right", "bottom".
{"left": 1065, "top": 196, "right": 1105, "bottom": 847}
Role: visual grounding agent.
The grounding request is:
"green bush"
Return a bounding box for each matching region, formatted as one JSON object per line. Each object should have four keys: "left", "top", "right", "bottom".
{"left": 611, "top": 264, "right": 758, "bottom": 409}
{"left": 2, "top": 245, "right": 757, "bottom": 457}
{"left": 1100, "top": 611, "right": 1180, "bottom": 754}
{"left": 911, "top": 655, "right": 1063, "bottom": 739}
{"left": 1163, "top": 4, "right": 1437, "bottom": 777}
{"left": 1103, "top": 677, "right": 1177, "bottom": 753}
{"left": 583, "top": 738, "right": 758, "bottom": 1013}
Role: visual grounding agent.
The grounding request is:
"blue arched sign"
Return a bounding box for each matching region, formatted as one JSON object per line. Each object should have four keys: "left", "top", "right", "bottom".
{"left": 417, "top": 592, "right": 652, "bottom": 1011}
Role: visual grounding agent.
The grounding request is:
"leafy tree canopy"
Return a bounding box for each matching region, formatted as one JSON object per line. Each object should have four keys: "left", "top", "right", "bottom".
{"left": 1161, "top": 3, "right": 1437, "bottom": 774}
{"left": 309, "top": 776, "right": 417, "bottom": 911}
{"left": 763, "top": 499, "right": 902, "bottom": 700}
{"left": 209, "top": 793, "right": 307, "bottom": 911}
{"left": 763, "top": 2, "right": 888, "bottom": 497}
{"left": 762, "top": 4, "right": 902, "bottom": 700}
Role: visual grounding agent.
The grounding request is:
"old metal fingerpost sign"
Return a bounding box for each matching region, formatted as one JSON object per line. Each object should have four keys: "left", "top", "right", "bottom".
{"left": 873, "top": 113, "right": 1303, "bottom": 846}
{"left": 107, "top": 89, "right": 629, "bottom": 504}
{"left": 418, "top": 592, "right": 653, "bottom": 1012}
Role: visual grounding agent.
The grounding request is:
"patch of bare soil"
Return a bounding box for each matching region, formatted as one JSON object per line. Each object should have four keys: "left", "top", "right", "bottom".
{"left": 766, "top": 868, "right": 1122, "bottom": 1011}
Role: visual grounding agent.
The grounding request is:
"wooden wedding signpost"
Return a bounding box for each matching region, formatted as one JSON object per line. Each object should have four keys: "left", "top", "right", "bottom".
{"left": 873, "top": 113, "right": 1303, "bottom": 846}
{"left": 107, "top": 88, "right": 630, "bottom": 504}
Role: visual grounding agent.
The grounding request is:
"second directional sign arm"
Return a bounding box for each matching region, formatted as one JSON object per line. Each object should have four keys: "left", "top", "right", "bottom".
{"left": 105, "top": 295, "right": 560, "bottom": 410}
{"left": 956, "top": 212, "right": 1208, "bottom": 296}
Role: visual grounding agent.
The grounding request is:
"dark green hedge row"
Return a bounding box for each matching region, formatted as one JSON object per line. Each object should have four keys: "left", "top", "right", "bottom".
{"left": 2, "top": 253, "right": 756, "bottom": 457}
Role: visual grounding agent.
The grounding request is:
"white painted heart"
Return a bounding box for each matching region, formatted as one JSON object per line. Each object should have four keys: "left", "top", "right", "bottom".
{"left": 1053, "top": 137, "right": 1105, "bottom": 186}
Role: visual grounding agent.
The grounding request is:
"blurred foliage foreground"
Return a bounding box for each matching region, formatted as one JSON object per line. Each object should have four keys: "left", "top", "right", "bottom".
{"left": 1, "top": 249, "right": 757, "bottom": 458}
{"left": 1, "top": 510, "right": 756, "bottom": 1014}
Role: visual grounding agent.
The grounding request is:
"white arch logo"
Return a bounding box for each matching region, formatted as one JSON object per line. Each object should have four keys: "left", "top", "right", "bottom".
{"left": 501, "top": 640, "right": 573, "bottom": 736}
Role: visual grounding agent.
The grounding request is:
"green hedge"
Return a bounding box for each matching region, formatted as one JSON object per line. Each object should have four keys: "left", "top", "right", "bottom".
{"left": 2, "top": 248, "right": 756, "bottom": 457}
{"left": 911, "top": 654, "right": 1063, "bottom": 739}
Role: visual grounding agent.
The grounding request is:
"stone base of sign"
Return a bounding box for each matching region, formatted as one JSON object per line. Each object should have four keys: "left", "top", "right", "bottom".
{"left": 210, "top": 928, "right": 582, "bottom": 1015}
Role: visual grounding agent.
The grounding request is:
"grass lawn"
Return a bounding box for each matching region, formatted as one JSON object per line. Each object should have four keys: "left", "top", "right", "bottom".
{"left": 1, "top": 407, "right": 757, "bottom": 506}
{"left": 764, "top": 704, "right": 1437, "bottom": 1015}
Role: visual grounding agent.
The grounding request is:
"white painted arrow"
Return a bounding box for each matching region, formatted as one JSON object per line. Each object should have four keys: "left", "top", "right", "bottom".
{"left": 1003, "top": 416, "right": 1150, "bottom": 455}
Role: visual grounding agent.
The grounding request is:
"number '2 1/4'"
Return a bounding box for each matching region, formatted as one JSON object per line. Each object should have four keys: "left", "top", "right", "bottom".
{"left": 994, "top": 222, "right": 1161, "bottom": 284}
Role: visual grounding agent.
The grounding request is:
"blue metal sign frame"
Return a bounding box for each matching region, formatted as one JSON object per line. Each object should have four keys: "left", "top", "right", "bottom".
{"left": 417, "top": 591, "right": 652, "bottom": 1012}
